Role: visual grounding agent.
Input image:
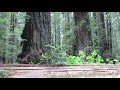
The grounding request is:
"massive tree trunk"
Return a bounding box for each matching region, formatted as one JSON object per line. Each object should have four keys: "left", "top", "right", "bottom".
{"left": 104, "top": 12, "right": 112, "bottom": 59}
{"left": 73, "top": 12, "right": 90, "bottom": 55}
{"left": 97, "top": 12, "right": 107, "bottom": 58}
{"left": 19, "top": 12, "right": 51, "bottom": 63}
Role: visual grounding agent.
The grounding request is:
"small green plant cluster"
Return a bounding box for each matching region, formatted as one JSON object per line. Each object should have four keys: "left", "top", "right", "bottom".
{"left": 66, "top": 51, "right": 85, "bottom": 65}
{"left": 78, "top": 51, "right": 86, "bottom": 62}
{"left": 106, "top": 58, "right": 113, "bottom": 64}
{"left": 41, "top": 53, "right": 51, "bottom": 64}
{"left": 66, "top": 55, "right": 82, "bottom": 65}
{"left": 40, "top": 45, "right": 67, "bottom": 64}
{"left": 86, "top": 51, "right": 104, "bottom": 64}
{"left": 66, "top": 50, "right": 104, "bottom": 65}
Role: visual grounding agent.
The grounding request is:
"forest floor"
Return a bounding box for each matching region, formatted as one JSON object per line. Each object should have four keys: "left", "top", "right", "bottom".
{"left": 1, "top": 64, "right": 120, "bottom": 78}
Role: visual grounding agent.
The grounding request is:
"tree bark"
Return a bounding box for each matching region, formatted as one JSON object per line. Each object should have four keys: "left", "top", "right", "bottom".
{"left": 19, "top": 12, "right": 51, "bottom": 63}
{"left": 97, "top": 12, "right": 107, "bottom": 58}
{"left": 73, "top": 12, "right": 90, "bottom": 55}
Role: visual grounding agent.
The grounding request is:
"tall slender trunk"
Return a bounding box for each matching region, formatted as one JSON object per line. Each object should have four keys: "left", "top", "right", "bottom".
{"left": 8, "top": 13, "right": 17, "bottom": 63}
{"left": 54, "top": 13, "right": 57, "bottom": 47}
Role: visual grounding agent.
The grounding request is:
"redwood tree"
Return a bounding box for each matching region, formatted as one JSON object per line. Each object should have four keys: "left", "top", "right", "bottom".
{"left": 72, "top": 12, "right": 90, "bottom": 55}
{"left": 97, "top": 12, "right": 108, "bottom": 59}
{"left": 18, "top": 12, "right": 51, "bottom": 63}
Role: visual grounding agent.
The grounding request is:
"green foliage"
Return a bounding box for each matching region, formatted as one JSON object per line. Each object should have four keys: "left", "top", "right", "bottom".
{"left": 0, "top": 12, "right": 26, "bottom": 63}
{"left": 66, "top": 50, "right": 104, "bottom": 65}
{"left": 106, "top": 58, "right": 113, "bottom": 64}
{"left": 86, "top": 51, "right": 97, "bottom": 64}
{"left": 51, "top": 12, "right": 74, "bottom": 51}
{"left": 80, "top": 20, "right": 86, "bottom": 26}
{"left": 41, "top": 53, "right": 51, "bottom": 64}
{"left": 89, "top": 12, "right": 99, "bottom": 52}
{"left": 66, "top": 51, "right": 85, "bottom": 65}
{"left": 78, "top": 51, "right": 86, "bottom": 63}
{"left": 86, "top": 51, "right": 104, "bottom": 64}
{"left": 42, "top": 45, "right": 67, "bottom": 64}
{"left": 0, "top": 12, "right": 120, "bottom": 65}
{"left": 28, "top": 61, "right": 34, "bottom": 64}
{"left": 66, "top": 55, "right": 82, "bottom": 65}
{"left": 95, "top": 55, "right": 104, "bottom": 64}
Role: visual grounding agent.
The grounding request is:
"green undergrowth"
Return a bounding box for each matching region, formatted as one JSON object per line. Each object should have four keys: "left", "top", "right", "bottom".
{"left": 26, "top": 45, "right": 119, "bottom": 65}
{"left": 65, "top": 51, "right": 117, "bottom": 65}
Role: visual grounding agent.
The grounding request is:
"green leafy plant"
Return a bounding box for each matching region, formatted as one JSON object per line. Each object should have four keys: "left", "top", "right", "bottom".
{"left": 86, "top": 51, "right": 97, "bottom": 64}
{"left": 66, "top": 55, "right": 82, "bottom": 65}
{"left": 41, "top": 53, "right": 51, "bottom": 64}
{"left": 66, "top": 51, "right": 85, "bottom": 65}
{"left": 95, "top": 55, "right": 104, "bottom": 64}
{"left": 86, "top": 51, "right": 104, "bottom": 64}
{"left": 41, "top": 45, "right": 67, "bottom": 64}
{"left": 78, "top": 51, "right": 86, "bottom": 63}
{"left": 106, "top": 58, "right": 113, "bottom": 64}
{"left": 28, "top": 61, "right": 34, "bottom": 64}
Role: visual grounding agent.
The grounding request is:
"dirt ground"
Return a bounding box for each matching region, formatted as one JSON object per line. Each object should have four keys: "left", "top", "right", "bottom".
{"left": 0, "top": 64, "right": 120, "bottom": 78}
